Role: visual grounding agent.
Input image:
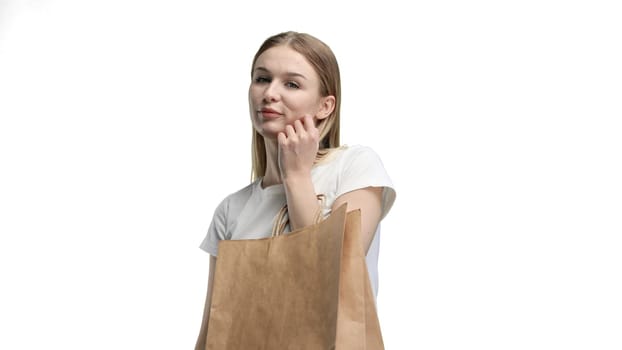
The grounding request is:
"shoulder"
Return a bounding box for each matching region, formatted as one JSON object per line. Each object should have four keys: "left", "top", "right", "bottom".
{"left": 336, "top": 144, "right": 387, "bottom": 170}
{"left": 313, "top": 144, "right": 391, "bottom": 188}
{"left": 313, "top": 144, "right": 388, "bottom": 179}
{"left": 341, "top": 144, "right": 383, "bottom": 160}
{"left": 336, "top": 145, "right": 396, "bottom": 220}
{"left": 318, "top": 144, "right": 383, "bottom": 166}
{"left": 213, "top": 180, "right": 258, "bottom": 215}
{"left": 333, "top": 144, "right": 394, "bottom": 190}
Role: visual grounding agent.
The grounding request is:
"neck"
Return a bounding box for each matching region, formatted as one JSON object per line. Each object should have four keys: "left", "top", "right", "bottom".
{"left": 261, "top": 138, "right": 281, "bottom": 188}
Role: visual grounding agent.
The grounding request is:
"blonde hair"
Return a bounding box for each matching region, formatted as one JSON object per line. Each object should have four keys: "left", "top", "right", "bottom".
{"left": 250, "top": 31, "right": 341, "bottom": 182}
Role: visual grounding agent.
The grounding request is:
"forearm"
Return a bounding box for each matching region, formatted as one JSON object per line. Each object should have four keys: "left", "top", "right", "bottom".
{"left": 283, "top": 173, "right": 320, "bottom": 231}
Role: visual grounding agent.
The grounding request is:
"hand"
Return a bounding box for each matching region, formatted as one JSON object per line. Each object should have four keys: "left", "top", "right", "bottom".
{"left": 277, "top": 115, "right": 320, "bottom": 180}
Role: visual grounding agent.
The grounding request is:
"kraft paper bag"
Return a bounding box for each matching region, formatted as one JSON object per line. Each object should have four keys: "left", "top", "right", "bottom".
{"left": 204, "top": 204, "right": 384, "bottom": 349}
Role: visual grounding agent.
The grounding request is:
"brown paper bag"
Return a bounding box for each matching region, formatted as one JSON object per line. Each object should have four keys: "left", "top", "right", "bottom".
{"left": 204, "top": 204, "right": 384, "bottom": 349}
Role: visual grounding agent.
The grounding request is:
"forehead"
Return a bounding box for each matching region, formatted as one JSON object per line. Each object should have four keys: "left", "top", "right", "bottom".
{"left": 253, "top": 45, "right": 317, "bottom": 78}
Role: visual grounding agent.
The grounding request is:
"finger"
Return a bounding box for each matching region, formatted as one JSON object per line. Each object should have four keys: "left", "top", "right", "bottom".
{"left": 285, "top": 124, "right": 296, "bottom": 139}
{"left": 293, "top": 118, "right": 305, "bottom": 135}
{"left": 277, "top": 131, "right": 287, "bottom": 145}
{"left": 303, "top": 115, "right": 319, "bottom": 139}
{"left": 305, "top": 114, "right": 314, "bottom": 125}
{"left": 303, "top": 115, "right": 316, "bottom": 131}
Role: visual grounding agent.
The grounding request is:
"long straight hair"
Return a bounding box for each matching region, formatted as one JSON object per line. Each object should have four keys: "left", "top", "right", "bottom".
{"left": 250, "top": 31, "right": 342, "bottom": 182}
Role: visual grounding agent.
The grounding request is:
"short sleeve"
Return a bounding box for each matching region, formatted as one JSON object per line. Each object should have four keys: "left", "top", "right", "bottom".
{"left": 198, "top": 198, "right": 228, "bottom": 256}
{"left": 337, "top": 145, "right": 396, "bottom": 220}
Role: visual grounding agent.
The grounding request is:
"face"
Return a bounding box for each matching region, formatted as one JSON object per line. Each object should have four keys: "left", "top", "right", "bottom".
{"left": 249, "top": 45, "right": 334, "bottom": 139}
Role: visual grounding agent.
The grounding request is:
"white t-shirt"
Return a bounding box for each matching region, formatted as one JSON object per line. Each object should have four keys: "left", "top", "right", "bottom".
{"left": 199, "top": 144, "right": 396, "bottom": 297}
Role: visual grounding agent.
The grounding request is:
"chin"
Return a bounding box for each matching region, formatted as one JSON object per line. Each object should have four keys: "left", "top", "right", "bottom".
{"left": 254, "top": 127, "right": 281, "bottom": 140}
{"left": 255, "top": 123, "right": 286, "bottom": 139}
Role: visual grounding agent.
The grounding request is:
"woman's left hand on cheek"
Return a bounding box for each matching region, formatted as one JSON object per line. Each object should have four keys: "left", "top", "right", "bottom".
{"left": 277, "top": 115, "right": 320, "bottom": 180}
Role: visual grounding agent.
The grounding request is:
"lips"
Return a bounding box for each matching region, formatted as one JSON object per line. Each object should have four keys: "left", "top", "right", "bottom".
{"left": 259, "top": 108, "right": 282, "bottom": 119}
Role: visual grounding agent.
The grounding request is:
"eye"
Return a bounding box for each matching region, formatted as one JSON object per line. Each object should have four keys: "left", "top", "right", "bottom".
{"left": 254, "top": 76, "right": 271, "bottom": 83}
{"left": 286, "top": 81, "right": 300, "bottom": 89}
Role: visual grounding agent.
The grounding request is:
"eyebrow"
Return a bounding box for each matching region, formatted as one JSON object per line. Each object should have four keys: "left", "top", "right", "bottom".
{"left": 253, "top": 66, "right": 308, "bottom": 80}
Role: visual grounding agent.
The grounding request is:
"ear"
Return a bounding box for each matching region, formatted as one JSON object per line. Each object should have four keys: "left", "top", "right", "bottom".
{"left": 316, "top": 95, "right": 336, "bottom": 120}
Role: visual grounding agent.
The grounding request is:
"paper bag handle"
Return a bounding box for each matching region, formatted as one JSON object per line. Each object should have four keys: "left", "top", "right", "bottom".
{"left": 271, "top": 194, "right": 325, "bottom": 237}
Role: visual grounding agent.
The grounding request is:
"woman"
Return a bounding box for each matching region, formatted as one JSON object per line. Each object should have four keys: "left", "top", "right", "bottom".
{"left": 195, "top": 31, "right": 396, "bottom": 348}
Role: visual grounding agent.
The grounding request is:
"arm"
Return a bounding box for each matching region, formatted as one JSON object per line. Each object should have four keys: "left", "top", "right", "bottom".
{"left": 279, "top": 116, "right": 322, "bottom": 230}
{"left": 332, "top": 187, "right": 383, "bottom": 253}
{"left": 194, "top": 255, "right": 217, "bottom": 350}
{"left": 283, "top": 175, "right": 321, "bottom": 231}
{"left": 279, "top": 117, "right": 387, "bottom": 236}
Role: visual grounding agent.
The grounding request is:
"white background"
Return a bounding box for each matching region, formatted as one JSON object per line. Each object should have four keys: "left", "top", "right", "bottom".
{"left": 1, "top": 0, "right": 621, "bottom": 349}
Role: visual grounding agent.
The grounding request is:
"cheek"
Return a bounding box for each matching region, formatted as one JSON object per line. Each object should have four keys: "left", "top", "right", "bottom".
{"left": 248, "top": 87, "right": 260, "bottom": 106}
{"left": 284, "top": 95, "right": 319, "bottom": 114}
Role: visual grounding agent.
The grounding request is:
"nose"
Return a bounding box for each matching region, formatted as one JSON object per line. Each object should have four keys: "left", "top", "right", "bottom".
{"left": 263, "top": 82, "right": 280, "bottom": 103}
